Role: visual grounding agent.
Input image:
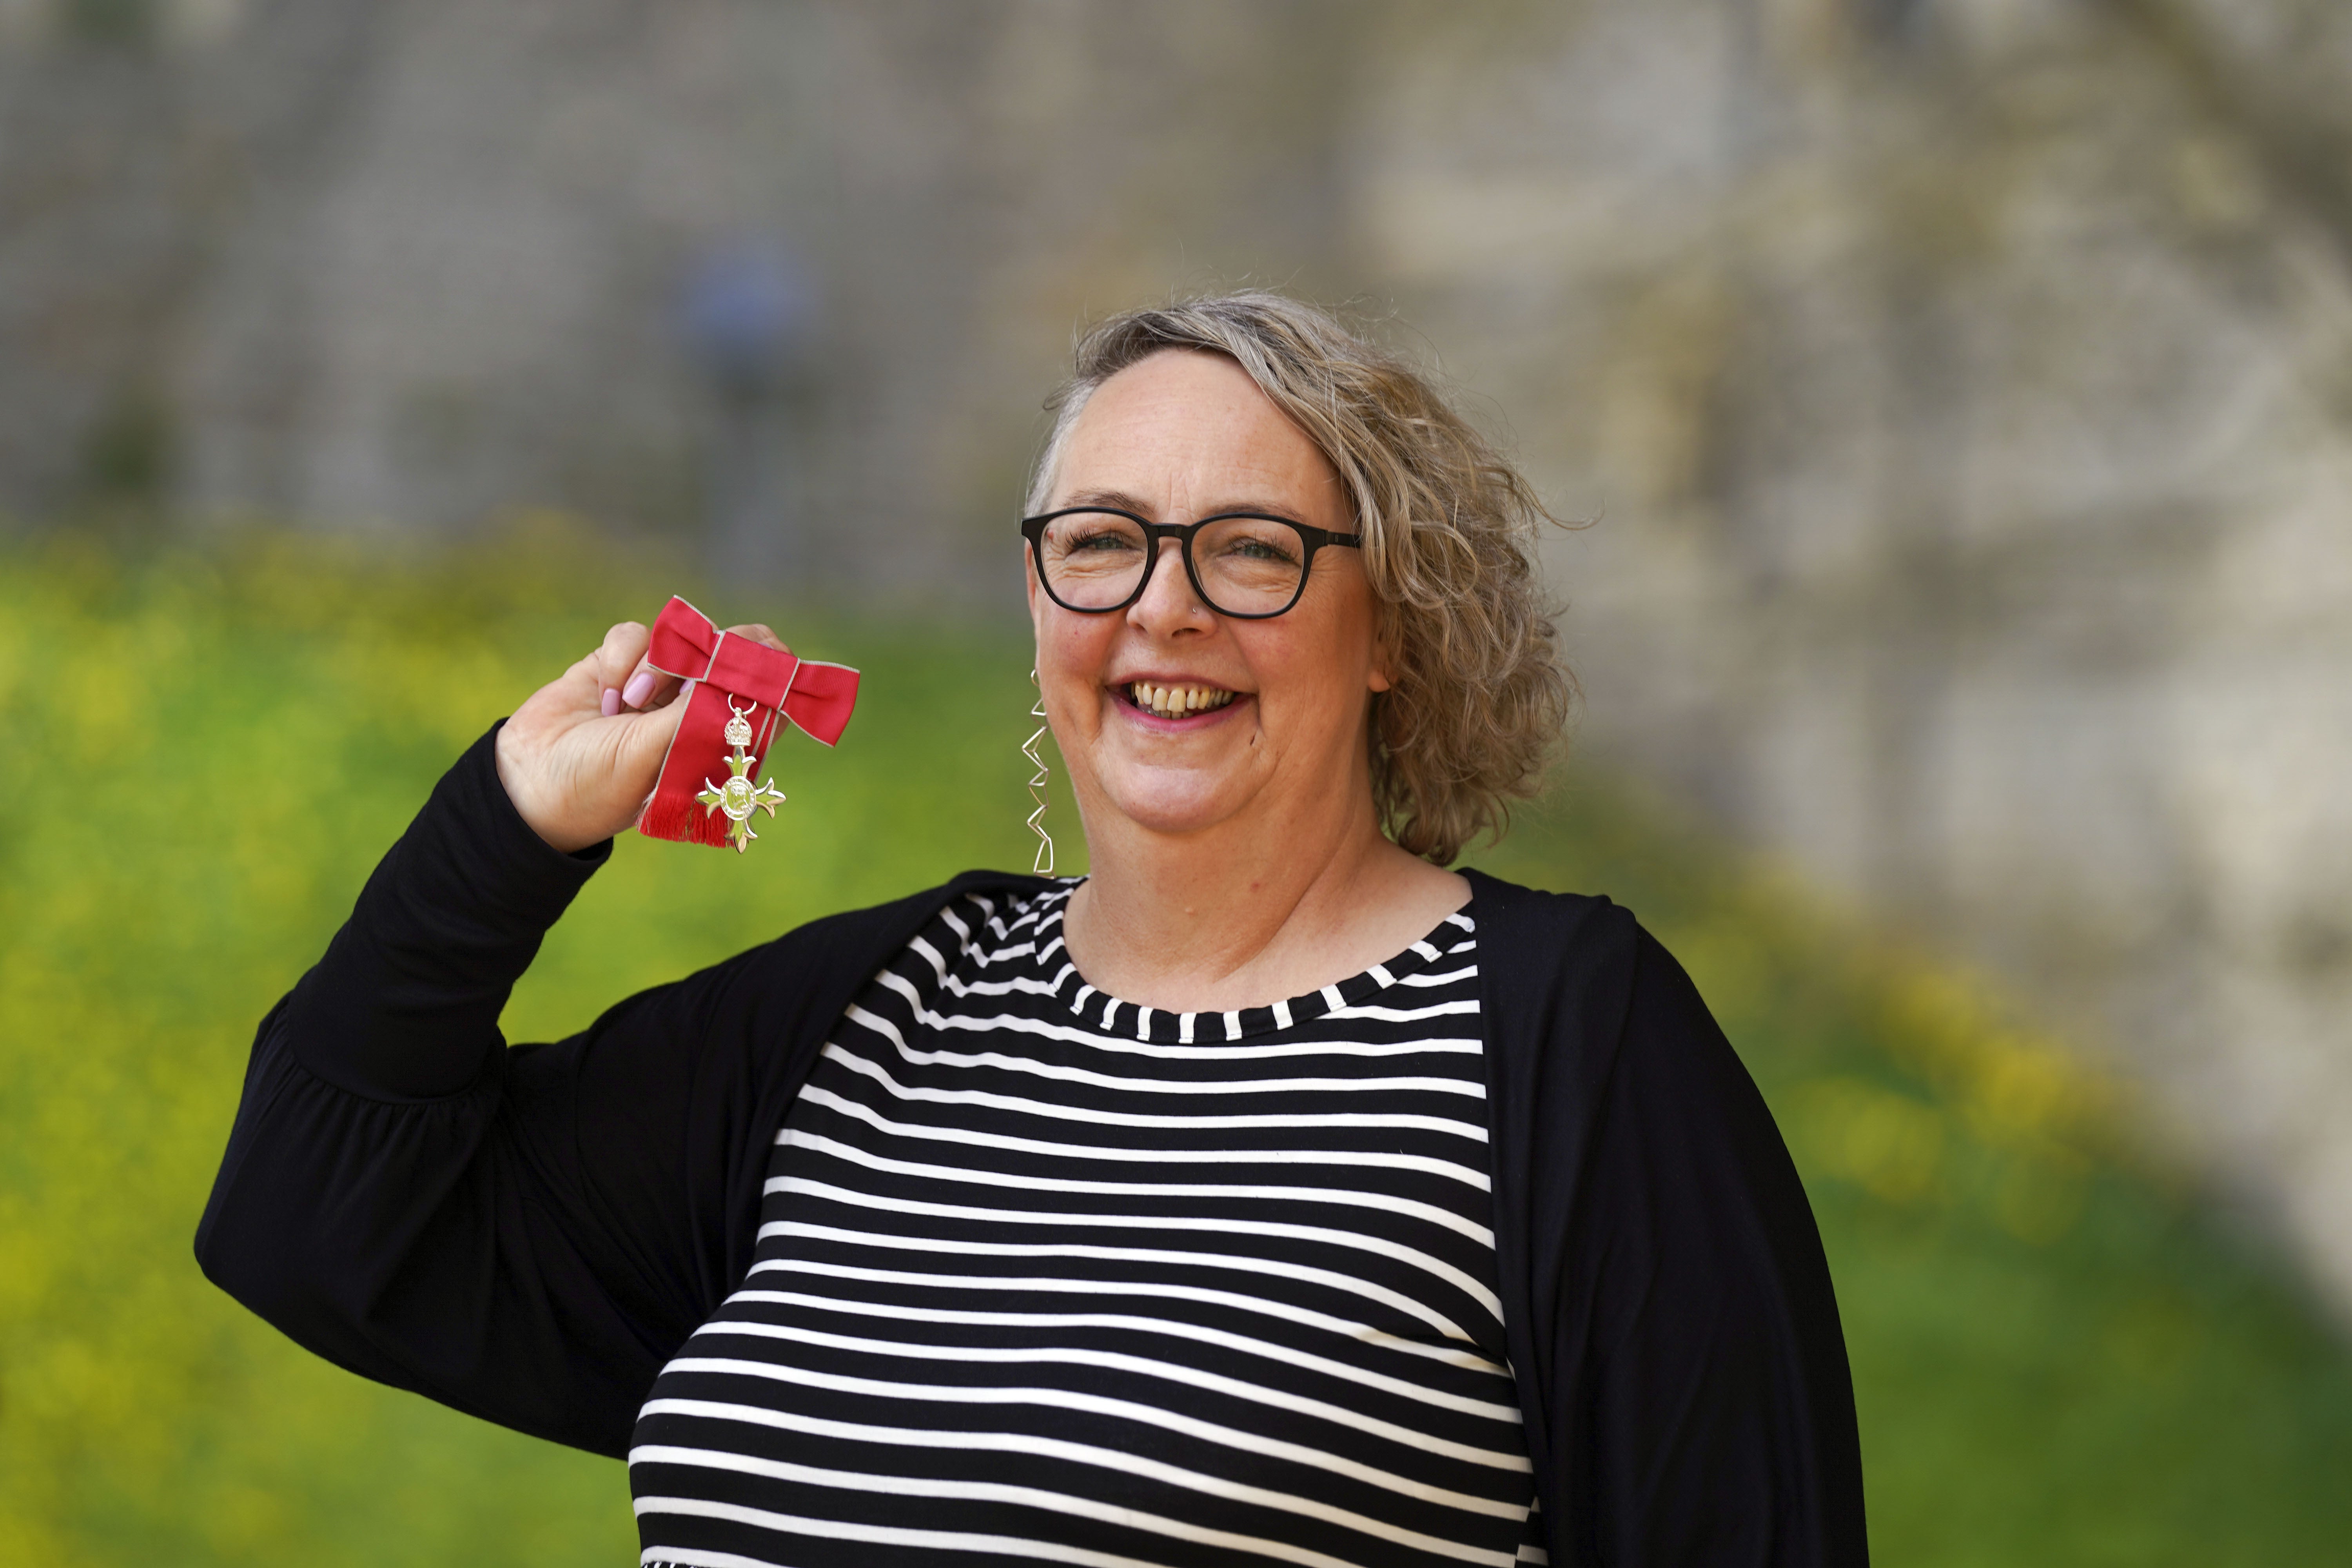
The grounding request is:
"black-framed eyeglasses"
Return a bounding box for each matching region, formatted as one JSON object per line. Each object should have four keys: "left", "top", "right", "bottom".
{"left": 1021, "top": 508, "right": 1363, "bottom": 620}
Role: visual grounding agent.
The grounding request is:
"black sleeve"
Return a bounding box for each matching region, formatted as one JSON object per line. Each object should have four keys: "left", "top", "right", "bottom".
{"left": 192, "top": 724, "right": 934, "bottom": 1458}
{"left": 1561, "top": 931, "right": 1866, "bottom": 1566}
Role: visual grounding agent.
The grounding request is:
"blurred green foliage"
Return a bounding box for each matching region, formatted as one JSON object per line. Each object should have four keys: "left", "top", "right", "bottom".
{"left": 2, "top": 530, "right": 2348, "bottom": 1566}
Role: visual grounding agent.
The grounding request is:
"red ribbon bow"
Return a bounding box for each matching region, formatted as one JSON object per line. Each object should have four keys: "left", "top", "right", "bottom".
{"left": 635, "top": 596, "right": 860, "bottom": 848}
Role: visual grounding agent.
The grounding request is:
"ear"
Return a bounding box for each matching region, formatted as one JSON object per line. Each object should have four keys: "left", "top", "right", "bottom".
{"left": 1368, "top": 621, "right": 1395, "bottom": 694}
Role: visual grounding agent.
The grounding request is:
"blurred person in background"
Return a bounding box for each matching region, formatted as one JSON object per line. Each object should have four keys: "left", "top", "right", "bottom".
{"left": 678, "top": 233, "right": 824, "bottom": 586}
{"left": 197, "top": 293, "right": 1866, "bottom": 1567}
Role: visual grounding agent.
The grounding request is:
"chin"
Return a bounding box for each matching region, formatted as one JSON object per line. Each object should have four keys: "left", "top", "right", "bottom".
{"left": 1095, "top": 770, "right": 1246, "bottom": 837}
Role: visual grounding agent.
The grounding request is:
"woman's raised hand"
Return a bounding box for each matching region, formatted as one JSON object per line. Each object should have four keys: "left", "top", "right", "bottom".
{"left": 494, "top": 619, "right": 792, "bottom": 853}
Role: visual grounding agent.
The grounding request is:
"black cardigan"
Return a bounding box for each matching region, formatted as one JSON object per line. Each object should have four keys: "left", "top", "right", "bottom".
{"left": 196, "top": 727, "right": 1867, "bottom": 1566}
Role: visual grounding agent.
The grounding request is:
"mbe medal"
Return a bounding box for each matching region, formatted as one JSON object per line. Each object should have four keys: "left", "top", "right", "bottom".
{"left": 695, "top": 699, "right": 788, "bottom": 853}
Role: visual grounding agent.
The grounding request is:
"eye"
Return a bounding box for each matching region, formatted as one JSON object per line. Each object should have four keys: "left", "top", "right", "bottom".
{"left": 1045, "top": 515, "right": 1147, "bottom": 559}
{"left": 1204, "top": 524, "right": 1302, "bottom": 566}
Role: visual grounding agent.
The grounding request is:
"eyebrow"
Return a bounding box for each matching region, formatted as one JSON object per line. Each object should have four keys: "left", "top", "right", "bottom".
{"left": 1058, "top": 487, "right": 1156, "bottom": 515}
{"left": 1052, "top": 488, "right": 1307, "bottom": 525}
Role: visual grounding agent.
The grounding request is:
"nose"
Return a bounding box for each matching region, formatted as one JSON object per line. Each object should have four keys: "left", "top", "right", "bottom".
{"left": 1126, "top": 537, "right": 1212, "bottom": 633}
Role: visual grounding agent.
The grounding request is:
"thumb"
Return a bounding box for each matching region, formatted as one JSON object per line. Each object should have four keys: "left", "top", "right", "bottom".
{"left": 615, "top": 679, "right": 692, "bottom": 779}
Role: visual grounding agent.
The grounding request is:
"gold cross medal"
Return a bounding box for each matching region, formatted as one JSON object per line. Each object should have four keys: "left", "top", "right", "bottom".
{"left": 696, "top": 699, "right": 788, "bottom": 853}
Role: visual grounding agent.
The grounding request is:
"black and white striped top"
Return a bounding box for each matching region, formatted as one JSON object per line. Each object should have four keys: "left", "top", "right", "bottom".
{"left": 630, "top": 883, "right": 1539, "bottom": 1568}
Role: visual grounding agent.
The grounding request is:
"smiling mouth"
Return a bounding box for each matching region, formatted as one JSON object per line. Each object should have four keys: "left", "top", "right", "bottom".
{"left": 1123, "top": 680, "right": 1239, "bottom": 717}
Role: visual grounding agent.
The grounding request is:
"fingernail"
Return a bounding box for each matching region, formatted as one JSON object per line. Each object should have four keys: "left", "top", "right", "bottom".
{"left": 622, "top": 671, "right": 656, "bottom": 709}
{"left": 601, "top": 686, "right": 622, "bottom": 718}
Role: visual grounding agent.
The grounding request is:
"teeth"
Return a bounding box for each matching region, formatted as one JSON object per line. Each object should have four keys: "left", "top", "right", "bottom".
{"left": 1129, "top": 681, "right": 1234, "bottom": 715}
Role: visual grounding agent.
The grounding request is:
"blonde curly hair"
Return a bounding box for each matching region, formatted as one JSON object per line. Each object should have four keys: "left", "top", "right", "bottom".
{"left": 1028, "top": 291, "right": 1573, "bottom": 864}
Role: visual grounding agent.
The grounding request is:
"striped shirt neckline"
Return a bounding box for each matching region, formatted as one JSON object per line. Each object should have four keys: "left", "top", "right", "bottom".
{"left": 942, "top": 880, "right": 1481, "bottom": 1046}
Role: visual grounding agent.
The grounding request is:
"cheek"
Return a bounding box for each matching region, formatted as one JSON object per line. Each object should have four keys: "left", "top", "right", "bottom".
{"left": 1261, "top": 606, "right": 1377, "bottom": 706}
{"left": 1034, "top": 611, "right": 1117, "bottom": 699}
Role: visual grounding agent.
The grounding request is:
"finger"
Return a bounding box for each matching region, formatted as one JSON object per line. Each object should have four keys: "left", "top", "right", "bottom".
{"left": 620, "top": 666, "right": 677, "bottom": 712}
{"left": 590, "top": 621, "right": 682, "bottom": 713}
{"left": 727, "top": 622, "right": 793, "bottom": 657}
{"left": 539, "top": 642, "right": 617, "bottom": 722}
{"left": 593, "top": 622, "right": 652, "bottom": 693}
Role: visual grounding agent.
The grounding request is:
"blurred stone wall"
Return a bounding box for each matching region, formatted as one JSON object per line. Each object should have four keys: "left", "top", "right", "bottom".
{"left": 1348, "top": 0, "right": 2352, "bottom": 1307}
{"left": 4, "top": 0, "right": 2350, "bottom": 1307}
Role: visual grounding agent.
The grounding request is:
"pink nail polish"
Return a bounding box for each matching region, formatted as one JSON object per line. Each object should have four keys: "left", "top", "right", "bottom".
{"left": 623, "top": 671, "right": 656, "bottom": 708}
{"left": 601, "top": 686, "right": 623, "bottom": 718}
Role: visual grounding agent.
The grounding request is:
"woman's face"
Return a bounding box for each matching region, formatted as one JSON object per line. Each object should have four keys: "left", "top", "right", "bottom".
{"left": 1027, "top": 348, "right": 1389, "bottom": 844}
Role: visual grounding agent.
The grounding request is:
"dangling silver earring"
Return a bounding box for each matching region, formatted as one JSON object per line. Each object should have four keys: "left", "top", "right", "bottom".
{"left": 1023, "top": 668, "right": 1055, "bottom": 875}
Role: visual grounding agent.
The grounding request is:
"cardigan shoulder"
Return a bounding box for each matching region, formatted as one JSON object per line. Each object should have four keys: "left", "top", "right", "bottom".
{"left": 1460, "top": 868, "right": 1642, "bottom": 1080}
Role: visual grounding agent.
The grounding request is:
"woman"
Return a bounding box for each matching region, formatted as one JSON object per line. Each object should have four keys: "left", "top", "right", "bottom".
{"left": 198, "top": 293, "right": 1866, "bottom": 1567}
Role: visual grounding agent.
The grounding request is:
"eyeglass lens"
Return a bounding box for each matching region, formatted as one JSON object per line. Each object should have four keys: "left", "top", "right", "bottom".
{"left": 1036, "top": 512, "right": 1309, "bottom": 615}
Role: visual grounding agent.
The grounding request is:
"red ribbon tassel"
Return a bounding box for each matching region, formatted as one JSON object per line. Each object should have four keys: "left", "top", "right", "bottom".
{"left": 635, "top": 596, "right": 860, "bottom": 848}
